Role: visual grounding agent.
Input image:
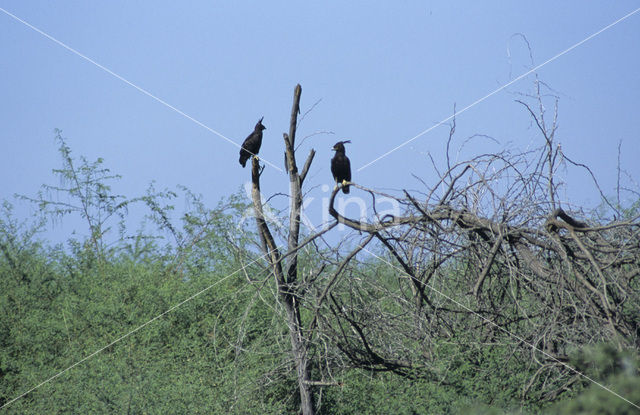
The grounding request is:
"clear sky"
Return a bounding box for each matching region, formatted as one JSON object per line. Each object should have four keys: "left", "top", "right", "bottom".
{"left": 1, "top": 2, "right": 639, "bottom": 242}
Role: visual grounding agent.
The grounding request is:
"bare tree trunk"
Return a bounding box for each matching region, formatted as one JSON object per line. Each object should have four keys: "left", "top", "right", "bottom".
{"left": 250, "top": 84, "right": 315, "bottom": 415}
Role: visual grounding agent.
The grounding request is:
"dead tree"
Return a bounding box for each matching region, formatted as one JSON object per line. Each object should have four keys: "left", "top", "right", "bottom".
{"left": 248, "top": 84, "right": 363, "bottom": 414}
{"left": 323, "top": 85, "right": 640, "bottom": 401}
{"left": 248, "top": 85, "right": 316, "bottom": 414}
{"left": 247, "top": 81, "right": 639, "bottom": 406}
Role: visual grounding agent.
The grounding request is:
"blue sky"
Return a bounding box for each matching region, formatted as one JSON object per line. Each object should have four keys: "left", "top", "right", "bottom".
{"left": 1, "top": 2, "right": 639, "bottom": 242}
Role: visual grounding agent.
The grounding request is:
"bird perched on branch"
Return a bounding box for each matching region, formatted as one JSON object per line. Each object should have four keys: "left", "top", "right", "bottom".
{"left": 239, "top": 117, "right": 266, "bottom": 167}
{"left": 331, "top": 140, "right": 352, "bottom": 194}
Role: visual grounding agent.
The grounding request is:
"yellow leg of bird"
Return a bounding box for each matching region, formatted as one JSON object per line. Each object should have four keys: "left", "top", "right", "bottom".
{"left": 342, "top": 179, "right": 349, "bottom": 186}
{"left": 333, "top": 184, "right": 338, "bottom": 191}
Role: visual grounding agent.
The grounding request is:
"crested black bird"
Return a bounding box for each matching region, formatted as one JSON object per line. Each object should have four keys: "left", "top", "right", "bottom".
{"left": 331, "top": 140, "right": 352, "bottom": 194}
{"left": 239, "top": 117, "right": 266, "bottom": 167}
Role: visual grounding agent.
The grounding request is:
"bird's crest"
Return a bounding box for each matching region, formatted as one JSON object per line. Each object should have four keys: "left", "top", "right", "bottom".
{"left": 256, "top": 117, "right": 266, "bottom": 130}
{"left": 332, "top": 140, "right": 351, "bottom": 151}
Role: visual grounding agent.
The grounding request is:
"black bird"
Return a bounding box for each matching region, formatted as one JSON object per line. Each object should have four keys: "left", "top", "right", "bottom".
{"left": 331, "top": 140, "right": 352, "bottom": 194}
{"left": 239, "top": 117, "right": 266, "bottom": 167}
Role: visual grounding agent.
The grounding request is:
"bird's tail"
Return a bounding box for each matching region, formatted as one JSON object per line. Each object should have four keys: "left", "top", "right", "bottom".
{"left": 342, "top": 185, "right": 350, "bottom": 194}
{"left": 239, "top": 155, "right": 247, "bottom": 168}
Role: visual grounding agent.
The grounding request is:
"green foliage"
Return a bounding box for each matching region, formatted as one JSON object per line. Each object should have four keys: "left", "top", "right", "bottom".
{"left": 2, "top": 136, "right": 639, "bottom": 414}
{"left": 548, "top": 344, "right": 640, "bottom": 415}
{"left": 0, "top": 212, "right": 288, "bottom": 413}
{"left": 318, "top": 371, "right": 464, "bottom": 415}
{"left": 1, "top": 136, "right": 287, "bottom": 413}
{"left": 16, "top": 130, "right": 131, "bottom": 255}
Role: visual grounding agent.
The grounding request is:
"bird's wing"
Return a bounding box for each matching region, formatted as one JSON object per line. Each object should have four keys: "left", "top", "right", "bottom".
{"left": 345, "top": 157, "right": 351, "bottom": 182}
{"left": 330, "top": 156, "right": 338, "bottom": 180}
{"left": 241, "top": 132, "right": 255, "bottom": 148}
{"left": 243, "top": 132, "right": 263, "bottom": 154}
